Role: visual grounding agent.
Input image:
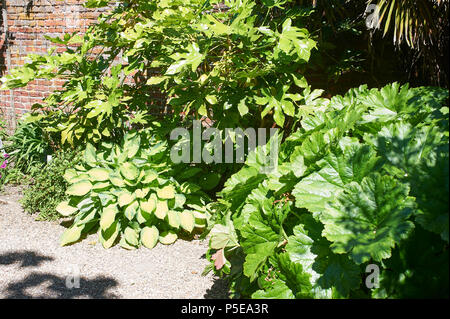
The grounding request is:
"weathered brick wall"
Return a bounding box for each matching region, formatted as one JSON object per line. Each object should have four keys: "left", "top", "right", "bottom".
{"left": 0, "top": 0, "right": 110, "bottom": 130}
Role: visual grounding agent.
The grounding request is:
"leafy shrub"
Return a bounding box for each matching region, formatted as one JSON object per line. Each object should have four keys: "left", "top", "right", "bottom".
{"left": 5, "top": 116, "right": 53, "bottom": 174}
{"left": 205, "top": 83, "right": 449, "bottom": 298}
{"left": 56, "top": 130, "right": 211, "bottom": 249}
{"left": 1, "top": 0, "right": 318, "bottom": 148}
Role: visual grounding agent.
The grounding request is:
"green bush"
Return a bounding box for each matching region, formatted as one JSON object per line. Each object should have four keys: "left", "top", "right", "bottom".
{"left": 205, "top": 83, "right": 449, "bottom": 298}
{"left": 20, "top": 149, "right": 81, "bottom": 221}
{"left": 5, "top": 116, "right": 53, "bottom": 174}
{"left": 1, "top": 0, "right": 318, "bottom": 147}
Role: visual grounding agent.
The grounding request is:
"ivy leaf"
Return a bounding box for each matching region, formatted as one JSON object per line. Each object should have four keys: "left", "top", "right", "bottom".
{"left": 321, "top": 173, "right": 415, "bottom": 264}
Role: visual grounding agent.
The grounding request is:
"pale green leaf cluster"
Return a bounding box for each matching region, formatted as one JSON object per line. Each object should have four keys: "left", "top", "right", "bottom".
{"left": 57, "top": 131, "right": 209, "bottom": 249}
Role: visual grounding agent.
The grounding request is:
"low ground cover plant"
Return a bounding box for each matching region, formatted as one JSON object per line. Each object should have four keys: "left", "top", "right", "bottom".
{"left": 20, "top": 149, "right": 81, "bottom": 221}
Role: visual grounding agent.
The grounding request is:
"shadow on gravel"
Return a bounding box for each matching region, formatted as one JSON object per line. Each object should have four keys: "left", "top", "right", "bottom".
{"left": 204, "top": 277, "right": 230, "bottom": 299}
{"left": 0, "top": 250, "right": 118, "bottom": 299}
{"left": 4, "top": 273, "right": 118, "bottom": 299}
{"left": 0, "top": 251, "right": 54, "bottom": 268}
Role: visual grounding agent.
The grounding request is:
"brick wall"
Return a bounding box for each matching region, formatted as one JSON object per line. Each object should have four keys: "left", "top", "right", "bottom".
{"left": 0, "top": 0, "right": 110, "bottom": 130}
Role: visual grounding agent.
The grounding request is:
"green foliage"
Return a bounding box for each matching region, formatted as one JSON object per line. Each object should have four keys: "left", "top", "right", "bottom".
{"left": 57, "top": 130, "right": 211, "bottom": 249}
{"left": 20, "top": 149, "right": 81, "bottom": 221}
{"left": 206, "top": 83, "right": 449, "bottom": 298}
{"left": 0, "top": 116, "right": 7, "bottom": 141}
{"left": 4, "top": 116, "right": 53, "bottom": 174}
{"left": 1, "top": 0, "right": 318, "bottom": 148}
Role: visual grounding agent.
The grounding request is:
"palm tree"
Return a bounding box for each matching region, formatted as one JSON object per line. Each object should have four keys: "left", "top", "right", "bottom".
{"left": 369, "top": 0, "right": 448, "bottom": 48}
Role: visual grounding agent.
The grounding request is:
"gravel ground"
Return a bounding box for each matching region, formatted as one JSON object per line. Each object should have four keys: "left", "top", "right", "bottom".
{"left": 0, "top": 186, "right": 228, "bottom": 299}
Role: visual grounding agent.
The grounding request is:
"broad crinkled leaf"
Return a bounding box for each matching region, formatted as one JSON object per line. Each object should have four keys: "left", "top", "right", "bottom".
{"left": 293, "top": 141, "right": 379, "bottom": 213}
{"left": 321, "top": 173, "right": 415, "bottom": 264}
{"left": 286, "top": 217, "right": 360, "bottom": 297}
{"left": 240, "top": 207, "right": 282, "bottom": 282}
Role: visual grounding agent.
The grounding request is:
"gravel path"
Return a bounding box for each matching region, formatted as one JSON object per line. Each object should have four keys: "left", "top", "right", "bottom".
{"left": 0, "top": 186, "right": 228, "bottom": 299}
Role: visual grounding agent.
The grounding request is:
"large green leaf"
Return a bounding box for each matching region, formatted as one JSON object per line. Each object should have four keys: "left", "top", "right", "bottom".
{"left": 320, "top": 173, "right": 415, "bottom": 264}
{"left": 366, "top": 122, "right": 449, "bottom": 242}
{"left": 252, "top": 279, "right": 295, "bottom": 299}
{"left": 286, "top": 218, "right": 360, "bottom": 297}
{"left": 240, "top": 204, "right": 283, "bottom": 281}
{"left": 293, "top": 141, "right": 379, "bottom": 213}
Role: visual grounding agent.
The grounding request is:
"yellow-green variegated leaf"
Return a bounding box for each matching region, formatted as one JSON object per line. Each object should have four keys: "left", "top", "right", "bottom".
{"left": 141, "top": 226, "right": 159, "bottom": 249}
{"left": 124, "top": 227, "right": 139, "bottom": 247}
{"left": 99, "top": 220, "right": 119, "bottom": 249}
{"left": 142, "top": 170, "right": 158, "bottom": 184}
{"left": 119, "top": 237, "right": 137, "bottom": 250}
{"left": 60, "top": 224, "right": 84, "bottom": 246}
{"left": 155, "top": 200, "right": 168, "bottom": 219}
{"left": 174, "top": 194, "right": 186, "bottom": 208}
{"left": 84, "top": 143, "right": 97, "bottom": 165}
{"left": 136, "top": 209, "right": 151, "bottom": 224}
{"left": 125, "top": 139, "right": 140, "bottom": 159}
{"left": 63, "top": 169, "right": 78, "bottom": 183}
{"left": 180, "top": 210, "right": 195, "bottom": 232}
{"left": 193, "top": 211, "right": 207, "bottom": 228}
{"left": 140, "top": 197, "right": 156, "bottom": 213}
{"left": 93, "top": 182, "right": 110, "bottom": 190}
{"left": 120, "top": 162, "right": 139, "bottom": 180}
{"left": 100, "top": 205, "right": 118, "bottom": 230}
{"left": 66, "top": 180, "right": 92, "bottom": 196}
{"left": 124, "top": 200, "right": 139, "bottom": 220}
{"left": 118, "top": 191, "right": 135, "bottom": 207}
{"left": 167, "top": 210, "right": 181, "bottom": 228}
{"left": 110, "top": 175, "right": 125, "bottom": 187}
{"left": 88, "top": 167, "right": 110, "bottom": 181}
{"left": 159, "top": 230, "right": 178, "bottom": 245}
{"left": 157, "top": 185, "right": 175, "bottom": 199}
{"left": 55, "top": 201, "right": 78, "bottom": 216}
{"left": 69, "top": 173, "right": 90, "bottom": 184}
{"left": 136, "top": 188, "right": 150, "bottom": 199}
